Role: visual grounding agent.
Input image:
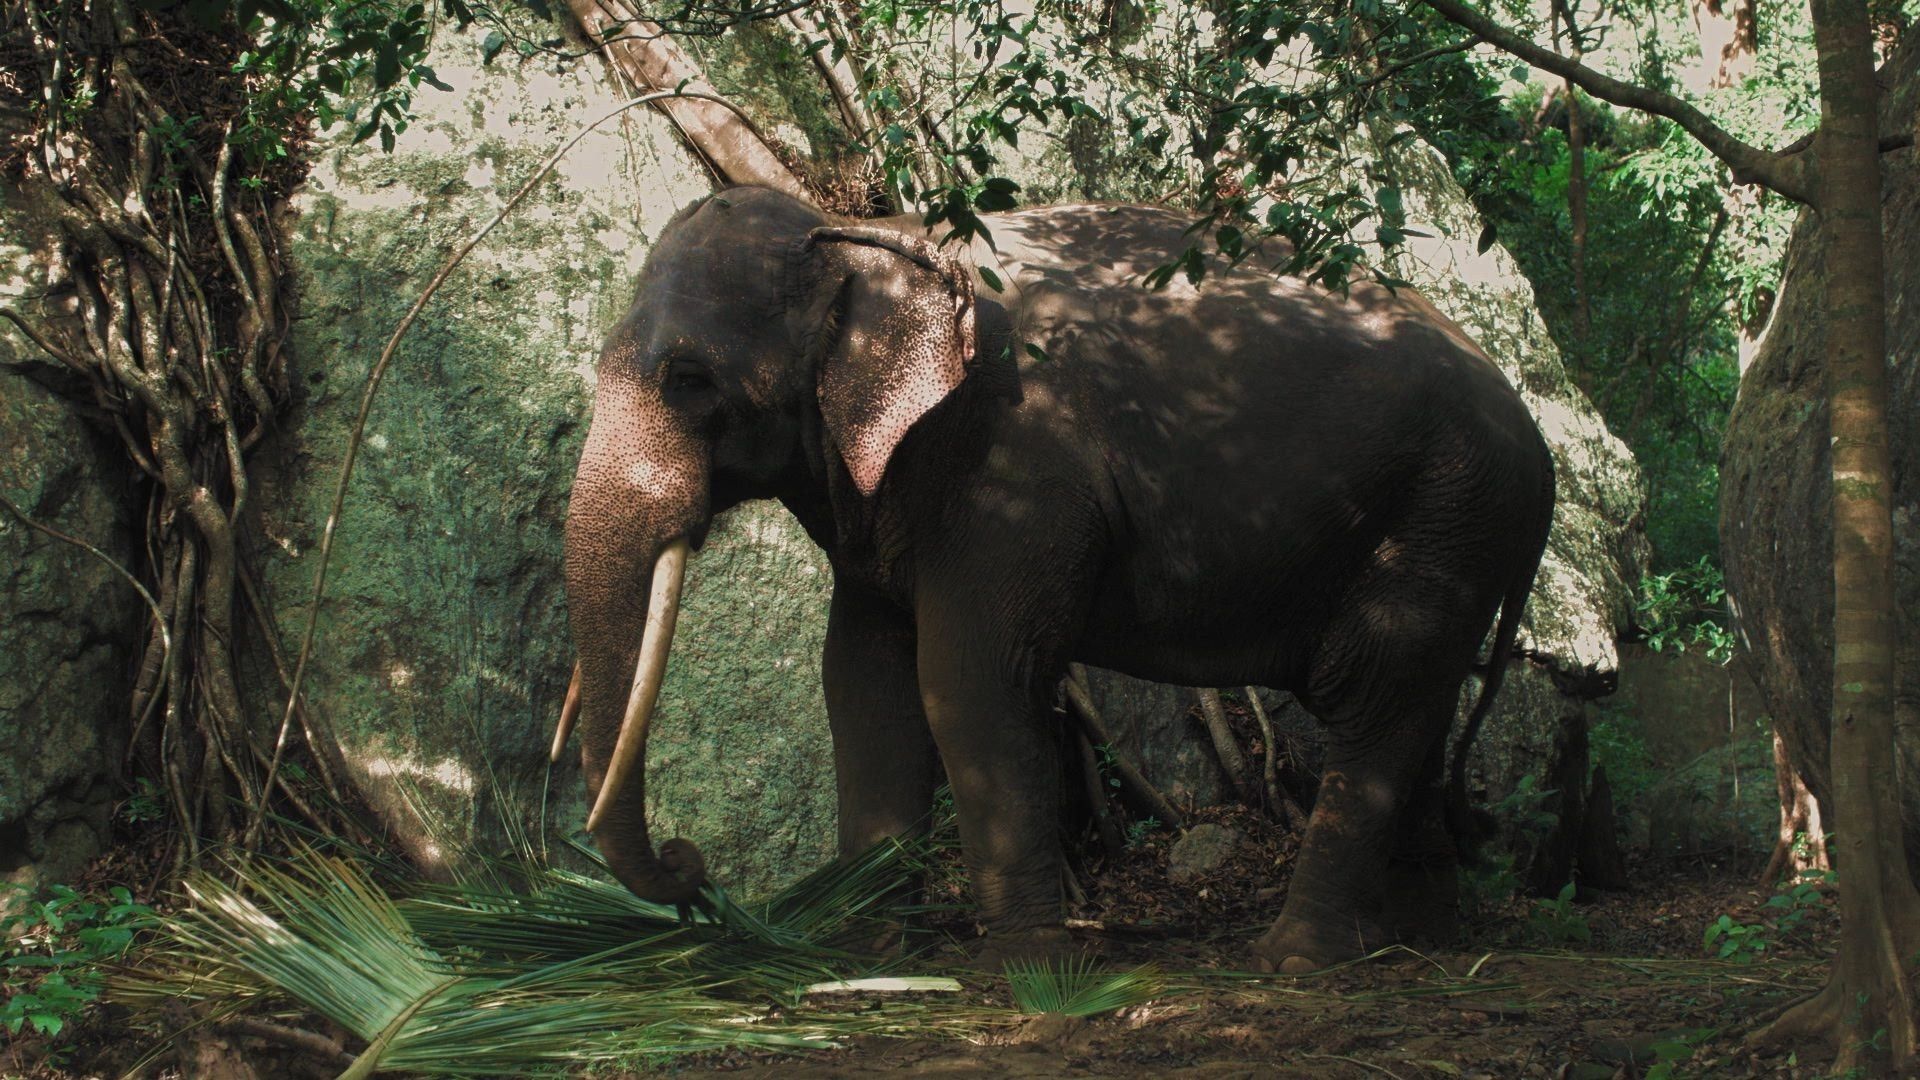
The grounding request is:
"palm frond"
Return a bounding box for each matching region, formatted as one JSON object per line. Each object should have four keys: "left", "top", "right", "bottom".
{"left": 111, "top": 830, "right": 1010, "bottom": 1073}
{"left": 1004, "top": 955, "right": 1165, "bottom": 1017}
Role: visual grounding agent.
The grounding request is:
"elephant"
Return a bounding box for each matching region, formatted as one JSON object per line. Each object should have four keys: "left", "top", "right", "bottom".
{"left": 560, "top": 184, "right": 1555, "bottom": 972}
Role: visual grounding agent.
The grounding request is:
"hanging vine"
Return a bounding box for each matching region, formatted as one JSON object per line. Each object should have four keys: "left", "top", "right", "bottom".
{"left": 0, "top": 0, "right": 449, "bottom": 866}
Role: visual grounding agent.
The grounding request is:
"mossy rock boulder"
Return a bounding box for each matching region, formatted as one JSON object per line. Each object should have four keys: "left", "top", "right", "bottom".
{"left": 1719, "top": 36, "right": 1920, "bottom": 877}
{"left": 0, "top": 190, "right": 142, "bottom": 890}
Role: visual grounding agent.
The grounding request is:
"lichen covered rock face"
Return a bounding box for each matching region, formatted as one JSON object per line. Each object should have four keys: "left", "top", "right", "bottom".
{"left": 1720, "top": 38, "right": 1920, "bottom": 878}
{"left": 0, "top": 193, "right": 141, "bottom": 890}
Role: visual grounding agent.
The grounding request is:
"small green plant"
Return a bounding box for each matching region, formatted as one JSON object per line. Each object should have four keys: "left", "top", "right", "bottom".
{"left": 1495, "top": 774, "right": 1560, "bottom": 835}
{"left": 1526, "top": 882, "right": 1591, "bottom": 945}
{"left": 1702, "top": 870, "right": 1834, "bottom": 962}
{"left": 1124, "top": 816, "right": 1161, "bottom": 847}
{"left": 1702, "top": 913, "right": 1769, "bottom": 962}
{"left": 1642, "top": 1027, "right": 1714, "bottom": 1079}
{"left": 119, "top": 777, "right": 165, "bottom": 825}
{"left": 1765, "top": 870, "right": 1833, "bottom": 926}
{"left": 1, "top": 884, "right": 153, "bottom": 1039}
{"left": 1460, "top": 851, "right": 1522, "bottom": 918}
{"left": 1004, "top": 955, "right": 1163, "bottom": 1017}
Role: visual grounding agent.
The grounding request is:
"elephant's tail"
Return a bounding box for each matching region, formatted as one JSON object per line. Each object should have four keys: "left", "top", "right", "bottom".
{"left": 1446, "top": 471, "right": 1554, "bottom": 848}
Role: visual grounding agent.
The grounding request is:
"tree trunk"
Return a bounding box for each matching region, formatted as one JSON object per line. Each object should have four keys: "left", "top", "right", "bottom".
{"left": 564, "top": 0, "right": 809, "bottom": 198}
{"left": 1760, "top": 731, "right": 1830, "bottom": 887}
{"left": 1553, "top": 0, "right": 1592, "bottom": 337}
{"left": 1755, "top": 0, "right": 1920, "bottom": 1065}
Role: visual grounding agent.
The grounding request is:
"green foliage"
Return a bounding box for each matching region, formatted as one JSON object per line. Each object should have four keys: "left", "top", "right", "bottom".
{"left": 1587, "top": 708, "right": 1660, "bottom": 804}
{"left": 1125, "top": 816, "right": 1162, "bottom": 848}
{"left": 107, "top": 0, "right": 477, "bottom": 164}
{"left": 1526, "top": 881, "right": 1592, "bottom": 945}
{"left": 119, "top": 778, "right": 167, "bottom": 826}
{"left": 1, "top": 884, "right": 153, "bottom": 1041}
{"left": 834, "top": 0, "right": 1503, "bottom": 288}
{"left": 1460, "top": 851, "right": 1522, "bottom": 918}
{"left": 1701, "top": 912, "right": 1769, "bottom": 962}
{"left": 1003, "top": 954, "right": 1163, "bottom": 1016}
{"left": 1495, "top": 773, "right": 1560, "bottom": 836}
{"left": 1701, "top": 870, "right": 1834, "bottom": 962}
{"left": 1462, "top": 777, "right": 1555, "bottom": 915}
{"left": 1635, "top": 556, "right": 1736, "bottom": 661}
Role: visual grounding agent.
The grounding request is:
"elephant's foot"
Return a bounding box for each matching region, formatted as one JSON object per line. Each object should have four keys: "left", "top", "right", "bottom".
{"left": 965, "top": 925, "right": 1095, "bottom": 972}
{"left": 1250, "top": 896, "right": 1389, "bottom": 974}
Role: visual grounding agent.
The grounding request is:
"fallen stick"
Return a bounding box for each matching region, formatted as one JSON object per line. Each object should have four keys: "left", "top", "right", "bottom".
{"left": 1245, "top": 687, "right": 1310, "bottom": 833}
{"left": 1064, "top": 665, "right": 1185, "bottom": 830}
{"left": 1195, "top": 688, "right": 1258, "bottom": 806}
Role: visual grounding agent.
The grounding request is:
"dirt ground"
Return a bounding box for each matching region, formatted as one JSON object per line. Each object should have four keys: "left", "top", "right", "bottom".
{"left": 624, "top": 805, "right": 1838, "bottom": 1079}
{"left": 7, "top": 806, "right": 1841, "bottom": 1079}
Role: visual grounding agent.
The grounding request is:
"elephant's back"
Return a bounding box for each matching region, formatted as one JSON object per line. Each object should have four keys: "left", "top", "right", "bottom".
{"left": 944, "top": 205, "right": 1547, "bottom": 684}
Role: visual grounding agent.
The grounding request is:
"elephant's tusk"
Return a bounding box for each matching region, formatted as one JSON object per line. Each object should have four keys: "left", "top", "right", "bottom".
{"left": 550, "top": 661, "right": 582, "bottom": 763}
{"left": 587, "top": 538, "right": 690, "bottom": 833}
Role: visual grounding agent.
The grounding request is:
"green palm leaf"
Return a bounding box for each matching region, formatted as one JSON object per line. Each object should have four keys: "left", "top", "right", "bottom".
{"left": 1004, "top": 955, "right": 1164, "bottom": 1017}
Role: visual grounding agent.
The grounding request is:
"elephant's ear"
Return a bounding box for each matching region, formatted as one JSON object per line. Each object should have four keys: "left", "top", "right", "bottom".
{"left": 797, "top": 226, "right": 976, "bottom": 496}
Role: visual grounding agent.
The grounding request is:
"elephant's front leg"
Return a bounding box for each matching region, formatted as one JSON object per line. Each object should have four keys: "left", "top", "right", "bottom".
{"left": 914, "top": 594, "right": 1076, "bottom": 959}
{"left": 822, "top": 579, "right": 940, "bottom": 858}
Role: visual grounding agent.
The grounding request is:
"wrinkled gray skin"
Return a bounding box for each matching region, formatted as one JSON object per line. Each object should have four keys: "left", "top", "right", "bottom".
{"left": 565, "top": 186, "right": 1554, "bottom": 970}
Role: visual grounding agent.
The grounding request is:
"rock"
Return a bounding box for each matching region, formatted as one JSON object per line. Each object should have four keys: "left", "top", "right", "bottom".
{"left": 0, "top": 185, "right": 141, "bottom": 891}
{"left": 1167, "top": 823, "right": 1244, "bottom": 882}
{"left": 1719, "top": 35, "right": 1920, "bottom": 877}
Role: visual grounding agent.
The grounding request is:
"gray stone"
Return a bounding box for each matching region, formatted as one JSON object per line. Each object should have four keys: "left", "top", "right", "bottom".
{"left": 1167, "top": 823, "right": 1244, "bottom": 883}
{"left": 0, "top": 187, "right": 141, "bottom": 890}
{"left": 1720, "top": 36, "right": 1920, "bottom": 875}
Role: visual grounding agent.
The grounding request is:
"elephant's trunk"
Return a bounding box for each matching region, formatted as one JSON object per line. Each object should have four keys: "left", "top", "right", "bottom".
{"left": 564, "top": 390, "right": 710, "bottom": 906}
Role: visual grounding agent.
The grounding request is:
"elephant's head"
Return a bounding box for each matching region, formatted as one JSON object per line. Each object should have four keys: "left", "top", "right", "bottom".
{"left": 563, "top": 187, "right": 976, "bottom": 904}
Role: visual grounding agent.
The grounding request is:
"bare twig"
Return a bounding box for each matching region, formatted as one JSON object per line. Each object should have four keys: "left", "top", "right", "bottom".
{"left": 1244, "top": 688, "right": 1309, "bottom": 833}
{"left": 1064, "top": 664, "right": 1185, "bottom": 830}
{"left": 1195, "top": 688, "right": 1257, "bottom": 805}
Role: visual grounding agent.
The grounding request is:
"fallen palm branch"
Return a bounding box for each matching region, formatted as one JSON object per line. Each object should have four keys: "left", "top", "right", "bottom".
{"left": 110, "top": 834, "right": 1014, "bottom": 1074}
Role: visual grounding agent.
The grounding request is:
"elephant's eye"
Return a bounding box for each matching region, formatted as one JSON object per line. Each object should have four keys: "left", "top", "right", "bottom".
{"left": 663, "top": 360, "right": 715, "bottom": 400}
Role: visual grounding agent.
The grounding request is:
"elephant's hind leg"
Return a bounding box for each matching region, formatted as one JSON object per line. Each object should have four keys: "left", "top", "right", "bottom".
{"left": 1251, "top": 693, "right": 1458, "bottom": 973}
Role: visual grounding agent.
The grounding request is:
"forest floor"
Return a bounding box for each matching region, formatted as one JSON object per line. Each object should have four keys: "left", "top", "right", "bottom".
{"left": 620, "top": 807, "right": 1838, "bottom": 1080}
{"left": 7, "top": 805, "right": 1838, "bottom": 1079}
